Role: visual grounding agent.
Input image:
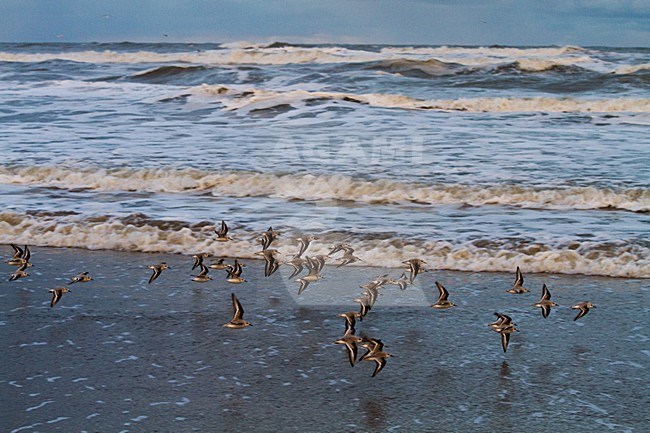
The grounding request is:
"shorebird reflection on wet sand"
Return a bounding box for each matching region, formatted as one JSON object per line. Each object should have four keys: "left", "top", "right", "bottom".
{"left": 334, "top": 328, "right": 363, "bottom": 367}
{"left": 403, "top": 258, "right": 426, "bottom": 283}
{"left": 223, "top": 293, "right": 252, "bottom": 329}
{"left": 532, "top": 284, "right": 558, "bottom": 318}
{"left": 572, "top": 301, "right": 596, "bottom": 321}
{"left": 506, "top": 266, "right": 529, "bottom": 294}
{"left": 431, "top": 281, "right": 456, "bottom": 309}
{"left": 255, "top": 249, "right": 280, "bottom": 277}
{"left": 214, "top": 220, "right": 232, "bottom": 242}
{"left": 49, "top": 287, "right": 70, "bottom": 308}
{"left": 148, "top": 262, "right": 169, "bottom": 284}
{"left": 69, "top": 271, "right": 92, "bottom": 284}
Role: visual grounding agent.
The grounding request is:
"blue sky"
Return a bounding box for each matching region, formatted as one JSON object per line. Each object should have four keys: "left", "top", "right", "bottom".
{"left": 1, "top": 0, "right": 648, "bottom": 46}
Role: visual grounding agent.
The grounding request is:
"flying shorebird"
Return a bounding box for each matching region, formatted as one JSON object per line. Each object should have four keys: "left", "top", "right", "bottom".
{"left": 255, "top": 249, "right": 280, "bottom": 277}
{"left": 362, "top": 350, "right": 394, "bottom": 377}
{"left": 214, "top": 220, "right": 232, "bottom": 242}
{"left": 69, "top": 271, "right": 92, "bottom": 284}
{"left": 295, "top": 235, "right": 316, "bottom": 258}
{"left": 532, "top": 284, "right": 558, "bottom": 318}
{"left": 334, "top": 328, "right": 363, "bottom": 367}
{"left": 223, "top": 293, "right": 252, "bottom": 329}
{"left": 225, "top": 260, "right": 246, "bottom": 284}
{"left": 488, "top": 312, "right": 516, "bottom": 332}
{"left": 403, "top": 258, "right": 426, "bottom": 283}
{"left": 49, "top": 287, "right": 70, "bottom": 308}
{"left": 295, "top": 257, "right": 324, "bottom": 294}
{"left": 148, "top": 262, "right": 169, "bottom": 284}
{"left": 338, "top": 311, "right": 361, "bottom": 334}
{"left": 498, "top": 324, "right": 519, "bottom": 353}
{"left": 571, "top": 301, "right": 596, "bottom": 321}
{"left": 306, "top": 255, "right": 327, "bottom": 273}
{"left": 431, "top": 281, "right": 456, "bottom": 309}
{"left": 354, "top": 295, "right": 372, "bottom": 320}
{"left": 6, "top": 244, "right": 31, "bottom": 267}
{"left": 336, "top": 248, "right": 362, "bottom": 268}
{"left": 506, "top": 266, "right": 529, "bottom": 294}
{"left": 389, "top": 272, "right": 410, "bottom": 290}
{"left": 327, "top": 243, "right": 351, "bottom": 257}
{"left": 192, "top": 263, "right": 212, "bottom": 282}
{"left": 359, "top": 335, "right": 385, "bottom": 361}
{"left": 257, "top": 226, "right": 279, "bottom": 250}
{"left": 192, "top": 253, "right": 209, "bottom": 270}
{"left": 286, "top": 256, "right": 307, "bottom": 279}
{"left": 208, "top": 258, "right": 229, "bottom": 270}
{"left": 9, "top": 262, "right": 29, "bottom": 281}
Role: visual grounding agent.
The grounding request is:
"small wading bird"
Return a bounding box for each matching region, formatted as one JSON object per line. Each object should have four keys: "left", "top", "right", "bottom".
{"left": 506, "top": 266, "right": 529, "bottom": 294}
{"left": 192, "top": 263, "right": 212, "bottom": 282}
{"left": 431, "top": 281, "right": 456, "bottom": 309}
{"left": 49, "top": 287, "right": 70, "bottom": 308}
{"left": 192, "top": 253, "right": 209, "bottom": 270}
{"left": 334, "top": 328, "right": 363, "bottom": 367}
{"left": 571, "top": 301, "right": 596, "bottom": 321}
{"left": 403, "top": 258, "right": 426, "bottom": 283}
{"left": 489, "top": 312, "right": 519, "bottom": 353}
{"left": 214, "top": 220, "right": 231, "bottom": 242}
{"left": 223, "top": 293, "right": 252, "bottom": 329}
{"left": 532, "top": 284, "right": 558, "bottom": 318}
{"left": 69, "top": 271, "right": 92, "bottom": 284}
{"left": 257, "top": 226, "right": 279, "bottom": 250}
{"left": 9, "top": 263, "right": 30, "bottom": 281}
{"left": 148, "top": 262, "right": 169, "bottom": 284}
{"left": 6, "top": 244, "right": 31, "bottom": 266}
{"left": 255, "top": 249, "right": 280, "bottom": 277}
{"left": 226, "top": 260, "right": 246, "bottom": 284}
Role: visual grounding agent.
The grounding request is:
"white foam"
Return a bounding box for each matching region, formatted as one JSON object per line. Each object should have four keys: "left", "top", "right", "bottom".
{"left": 0, "top": 211, "right": 647, "bottom": 278}
{"left": 195, "top": 84, "right": 650, "bottom": 113}
{"left": 1, "top": 165, "right": 647, "bottom": 212}
{"left": 0, "top": 45, "right": 639, "bottom": 75}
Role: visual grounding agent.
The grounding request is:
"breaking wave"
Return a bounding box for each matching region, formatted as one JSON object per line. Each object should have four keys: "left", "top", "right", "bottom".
{"left": 0, "top": 45, "right": 644, "bottom": 76}
{"left": 0, "top": 211, "right": 647, "bottom": 278}
{"left": 1, "top": 166, "right": 648, "bottom": 213}
{"left": 193, "top": 84, "right": 650, "bottom": 113}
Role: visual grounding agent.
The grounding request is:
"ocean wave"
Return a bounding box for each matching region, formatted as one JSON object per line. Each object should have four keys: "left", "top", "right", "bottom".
{"left": 1, "top": 166, "right": 648, "bottom": 213}
{"left": 0, "top": 211, "right": 647, "bottom": 278}
{"left": 0, "top": 45, "right": 637, "bottom": 75}
{"left": 132, "top": 65, "right": 209, "bottom": 80}
{"left": 194, "top": 84, "right": 650, "bottom": 113}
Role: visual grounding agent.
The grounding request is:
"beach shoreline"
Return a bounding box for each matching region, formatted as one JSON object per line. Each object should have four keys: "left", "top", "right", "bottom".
{"left": 2, "top": 246, "right": 647, "bottom": 432}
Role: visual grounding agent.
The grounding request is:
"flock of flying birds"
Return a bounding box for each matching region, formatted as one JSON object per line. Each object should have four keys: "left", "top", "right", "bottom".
{"left": 5, "top": 219, "right": 596, "bottom": 378}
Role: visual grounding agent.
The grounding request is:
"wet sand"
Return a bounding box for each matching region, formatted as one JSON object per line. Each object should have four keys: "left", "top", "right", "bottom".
{"left": 1, "top": 246, "right": 648, "bottom": 432}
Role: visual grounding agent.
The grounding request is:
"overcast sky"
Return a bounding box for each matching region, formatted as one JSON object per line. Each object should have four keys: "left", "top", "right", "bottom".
{"left": 0, "top": 0, "right": 648, "bottom": 46}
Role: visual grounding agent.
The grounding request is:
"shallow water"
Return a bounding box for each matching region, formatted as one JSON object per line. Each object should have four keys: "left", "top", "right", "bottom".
{"left": 1, "top": 247, "right": 648, "bottom": 432}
